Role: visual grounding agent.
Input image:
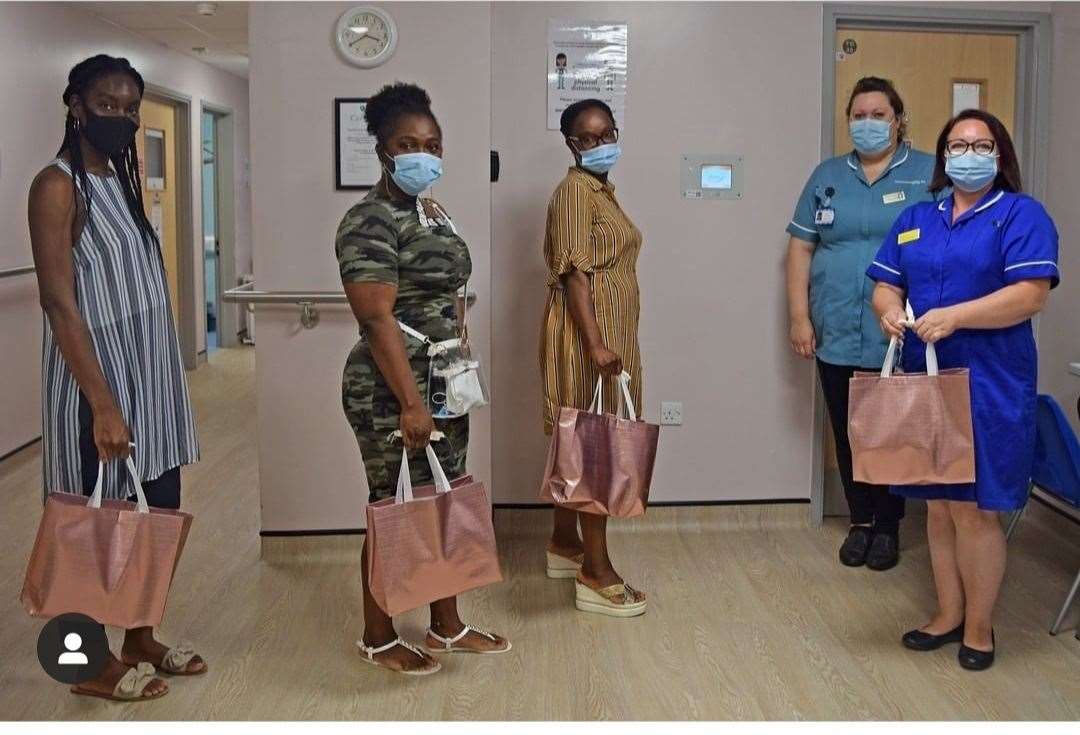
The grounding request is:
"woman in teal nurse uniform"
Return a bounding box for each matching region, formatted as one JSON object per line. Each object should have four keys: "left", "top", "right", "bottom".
{"left": 785, "top": 77, "right": 936, "bottom": 571}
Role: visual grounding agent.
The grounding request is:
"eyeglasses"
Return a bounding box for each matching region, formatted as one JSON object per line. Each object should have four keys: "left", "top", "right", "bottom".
{"left": 945, "top": 138, "right": 997, "bottom": 157}
{"left": 568, "top": 128, "right": 619, "bottom": 150}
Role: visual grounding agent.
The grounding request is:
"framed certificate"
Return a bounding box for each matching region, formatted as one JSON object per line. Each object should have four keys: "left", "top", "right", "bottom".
{"left": 335, "top": 98, "right": 380, "bottom": 190}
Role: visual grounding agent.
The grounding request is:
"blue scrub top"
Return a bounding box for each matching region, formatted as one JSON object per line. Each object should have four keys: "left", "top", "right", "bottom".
{"left": 787, "top": 144, "right": 936, "bottom": 368}
{"left": 867, "top": 189, "right": 1061, "bottom": 510}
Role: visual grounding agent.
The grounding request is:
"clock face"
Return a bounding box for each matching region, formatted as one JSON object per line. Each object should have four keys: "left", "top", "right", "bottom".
{"left": 336, "top": 6, "right": 397, "bottom": 68}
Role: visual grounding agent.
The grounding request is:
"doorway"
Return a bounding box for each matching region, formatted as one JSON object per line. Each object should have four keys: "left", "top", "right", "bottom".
{"left": 138, "top": 96, "right": 181, "bottom": 327}
{"left": 202, "top": 110, "right": 221, "bottom": 351}
{"left": 812, "top": 4, "right": 1052, "bottom": 522}
{"left": 200, "top": 104, "right": 239, "bottom": 350}
{"left": 138, "top": 87, "right": 197, "bottom": 369}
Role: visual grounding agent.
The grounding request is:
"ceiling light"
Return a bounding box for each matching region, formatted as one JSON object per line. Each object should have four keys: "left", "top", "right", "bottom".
{"left": 196, "top": 2, "right": 217, "bottom": 16}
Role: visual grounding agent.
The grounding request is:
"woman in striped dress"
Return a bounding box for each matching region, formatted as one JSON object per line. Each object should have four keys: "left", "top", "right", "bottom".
{"left": 540, "top": 99, "right": 647, "bottom": 617}
{"left": 28, "top": 55, "right": 204, "bottom": 702}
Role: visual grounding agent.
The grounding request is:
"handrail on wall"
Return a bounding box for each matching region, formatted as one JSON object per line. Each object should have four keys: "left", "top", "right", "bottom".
{"left": 0, "top": 265, "right": 35, "bottom": 279}
{"left": 222, "top": 281, "right": 476, "bottom": 330}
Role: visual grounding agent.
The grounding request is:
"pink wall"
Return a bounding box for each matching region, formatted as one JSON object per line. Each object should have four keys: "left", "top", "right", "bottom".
{"left": 248, "top": 2, "right": 492, "bottom": 531}
{"left": 247, "top": 1, "right": 1078, "bottom": 531}
{"left": 1041, "top": 2, "right": 1080, "bottom": 432}
{"left": 0, "top": 1, "right": 251, "bottom": 458}
{"left": 491, "top": 2, "right": 822, "bottom": 503}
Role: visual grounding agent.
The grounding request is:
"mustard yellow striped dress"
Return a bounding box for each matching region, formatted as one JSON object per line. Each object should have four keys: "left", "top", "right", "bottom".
{"left": 540, "top": 166, "right": 643, "bottom": 435}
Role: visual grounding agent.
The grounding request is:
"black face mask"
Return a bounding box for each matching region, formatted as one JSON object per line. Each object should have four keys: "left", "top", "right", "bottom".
{"left": 81, "top": 109, "right": 138, "bottom": 157}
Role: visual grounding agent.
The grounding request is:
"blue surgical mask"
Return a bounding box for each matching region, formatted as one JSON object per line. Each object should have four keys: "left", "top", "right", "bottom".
{"left": 579, "top": 143, "right": 621, "bottom": 174}
{"left": 849, "top": 118, "right": 893, "bottom": 155}
{"left": 385, "top": 152, "right": 442, "bottom": 196}
{"left": 945, "top": 151, "right": 998, "bottom": 193}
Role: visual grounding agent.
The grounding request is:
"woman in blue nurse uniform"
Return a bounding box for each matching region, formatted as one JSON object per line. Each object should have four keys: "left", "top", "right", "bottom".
{"left": 786, "top": 76, "right": 935, "bottom": 570}
{"left": 868, "top": 109, "right": 1059, "bottom": 671}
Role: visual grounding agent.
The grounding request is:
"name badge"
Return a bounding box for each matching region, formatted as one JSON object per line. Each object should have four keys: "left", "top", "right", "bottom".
{"left": 814, "top": 208, "right": 835, "bottom": 226}
{"left": 883, "top": 191, "right": 906, "bottom": 205}
{"left": 897, "top": 228, "right": 920, "bottom": 245}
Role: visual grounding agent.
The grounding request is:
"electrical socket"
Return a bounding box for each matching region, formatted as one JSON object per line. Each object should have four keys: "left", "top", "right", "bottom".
{"left": 660, "top": 401, "right": 683, "bottom": 426}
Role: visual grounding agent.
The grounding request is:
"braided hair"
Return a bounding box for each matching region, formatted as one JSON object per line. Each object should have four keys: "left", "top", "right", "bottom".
{"left": 363, "top": 82, "right": 440, "bottom": 145}
{"left": 58, "top": 54, "right": 157, "bottom": 249}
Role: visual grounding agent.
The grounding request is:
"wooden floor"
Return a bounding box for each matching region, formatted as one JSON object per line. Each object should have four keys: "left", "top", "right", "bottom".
{"left": 1, "top": 347, "right": 1078, "bottom": 721}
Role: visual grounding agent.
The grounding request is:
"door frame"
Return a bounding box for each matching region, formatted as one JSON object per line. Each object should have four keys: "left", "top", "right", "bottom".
{"left": 811, "top": 4, "right": 1052, "bottom": 525}
{"left": 200, "top": 102, "right": 239, "bottom": 350}
{"left": 144, "top": 84, "right": 197, "bottom": 370}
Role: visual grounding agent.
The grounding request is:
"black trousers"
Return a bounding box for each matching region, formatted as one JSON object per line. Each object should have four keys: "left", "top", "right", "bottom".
{"left": 77, "top": 393, "right": 181, "bottom": 510}
{"left": 817, "top": 359, "right": 904, "bottom": 533}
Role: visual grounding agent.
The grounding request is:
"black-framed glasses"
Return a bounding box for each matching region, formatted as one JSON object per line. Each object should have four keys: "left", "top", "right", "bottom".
{"left": 945, "top": 138, "right": 996, "bottom": 157}
{"left": 568, "top": 128, "right": 619, "bottom": 150}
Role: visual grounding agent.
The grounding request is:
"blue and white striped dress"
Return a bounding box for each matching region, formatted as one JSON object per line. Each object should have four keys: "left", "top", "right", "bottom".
{"left": 42, "top": 158, "right": 199, "bottom": 499}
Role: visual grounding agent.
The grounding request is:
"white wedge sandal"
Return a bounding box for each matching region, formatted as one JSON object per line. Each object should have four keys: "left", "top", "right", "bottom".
{"left": 546, "top": 550, "right": 585, "bottom": 579}
{"left": 574, "top": 577, "right": 647, "bottom": 618}
{"left": 356, "top": 637, "right": 441, "bottom": 676}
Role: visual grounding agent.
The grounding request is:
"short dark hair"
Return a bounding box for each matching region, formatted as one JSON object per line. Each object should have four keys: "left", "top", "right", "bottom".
{"left": 846, "top": 76, "right": 907, "bottom": 141}
{"left": 364, "top": 82, "right": 439, "bottom": 145}
{"left": 559, "top": 99, "right": 615, "bottom": 138}
{"left": 929, "top": 109, "right": 1023, "bottom": 194}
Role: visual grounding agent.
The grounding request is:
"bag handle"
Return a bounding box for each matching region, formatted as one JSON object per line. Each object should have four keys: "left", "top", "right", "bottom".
{"left": 588, "top": 371, "right": 638, "bottom": 421}
{"left": 393, "top": 443, "right": 453, "bottom": 504}
{"left": 87, "top": 445, "right": 150, "bottom": 513}
{"left": 403, "top": 198, "right": 470, "bottom": 347}
{"left": 880, "top": 301, "right": 939, "bottom": 378}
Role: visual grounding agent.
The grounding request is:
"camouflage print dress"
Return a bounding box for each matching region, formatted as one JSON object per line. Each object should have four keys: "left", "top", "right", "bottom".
{"left": 336, "top": 188, "right": 471, "bottom": 502}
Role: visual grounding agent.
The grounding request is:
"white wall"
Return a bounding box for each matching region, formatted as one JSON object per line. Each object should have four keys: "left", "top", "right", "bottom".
{"left": 491, "top": 1, "right": 822, "bottom": 503}
{"left": 1041, "top": 2, "right": 1080, "bottom": 433}
{"left": 0, "top": 1, "right": 251, "bottom": 457}
{"left": 249, "top": 2, "right": 492, "bottom": 532}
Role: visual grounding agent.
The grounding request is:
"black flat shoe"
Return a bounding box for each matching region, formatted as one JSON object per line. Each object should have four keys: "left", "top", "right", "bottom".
{"left": 902, "top": 623, "right": 965, "bottom": 651}
{"left": 839, "top": 525, "right": 873, "bottom": 567}
{"left": 866, "top": 532, "right": 900, "bottom": 571}
{"left": 958, "top": 631, "right": 995, "bottom": 671}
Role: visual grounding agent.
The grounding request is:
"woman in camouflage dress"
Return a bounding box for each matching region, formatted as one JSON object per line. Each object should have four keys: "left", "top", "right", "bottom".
{"left": 336, "top": 83, "right": 510, "bottom": 675}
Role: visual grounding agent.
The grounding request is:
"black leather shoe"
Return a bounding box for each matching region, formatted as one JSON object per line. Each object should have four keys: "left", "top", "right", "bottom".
{"left": 866, "top": 532, "right": 900, "bottom": 571}
{"left": 902, "top": 623, "right": 964, "bottom": 651}
{"left": 839, "top": 526, "right": 873, "bottom": 567}
{"left": 959, "top": 631, "right": 995, "bottom": 671}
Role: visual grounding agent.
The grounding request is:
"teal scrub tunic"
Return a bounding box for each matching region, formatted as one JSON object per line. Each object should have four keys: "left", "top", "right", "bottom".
{"left": 787, "top": 144, "right": 937, "bottom": 368}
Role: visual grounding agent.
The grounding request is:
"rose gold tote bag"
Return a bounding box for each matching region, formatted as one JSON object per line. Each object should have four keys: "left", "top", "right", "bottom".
{"left": 366, "top": 444, "right": 502, "bottom": 617}
{"left": 849, "top": 335, "right": 976, "bottom": 485}
{"left": 21, "top": 457, "right": 193, "bottom": 629}
{"left": 540, "top": 372, "right": 660, "bottom": 518}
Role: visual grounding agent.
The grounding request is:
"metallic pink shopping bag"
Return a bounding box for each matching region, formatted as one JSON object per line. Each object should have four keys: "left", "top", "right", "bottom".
{"left": 366, "top": 446, "right": 502, "bottom": 617}
{"left": 540, "top": 373, "right": 660, "bottom": 518}
{"left": 849, "top": 338, "right": 976, "bottom": 485}
{"left": 21, "top": 458, "right": 193, "bottom": 629}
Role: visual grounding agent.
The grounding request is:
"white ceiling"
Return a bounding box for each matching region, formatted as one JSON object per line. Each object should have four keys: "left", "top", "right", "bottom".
{"left": 75, "top": 1, "right": 250, "bottom": 78}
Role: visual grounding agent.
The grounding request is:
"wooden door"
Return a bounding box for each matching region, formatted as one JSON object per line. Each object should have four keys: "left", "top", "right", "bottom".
{"left": 823, "top": 28, "right": 1019, "bottom": 512}
{"left": 136, "top": 97, "right": 180, "bottom": 325}
{"left": 834, "top": 28, "right": 1017, "bottom": 156}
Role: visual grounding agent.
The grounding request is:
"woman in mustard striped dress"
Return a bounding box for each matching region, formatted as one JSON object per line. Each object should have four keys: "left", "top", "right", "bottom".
{"left": 540, "top": 99, "right": 647, "bottom": 617}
